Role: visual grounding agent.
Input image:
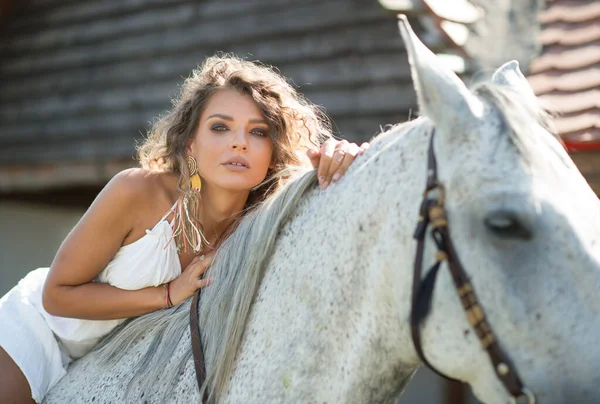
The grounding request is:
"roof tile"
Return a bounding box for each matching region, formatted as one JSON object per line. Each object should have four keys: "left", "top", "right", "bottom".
{"left": 529, "top": 41, "right": 600, "bottom": 73}
{"left": 539, "top": 20, "right": 600, "bottom": 46}
{"left": 537, "top": 89, "right": 600, "bottom": 114}
{"left": 526, "top": 0, "right": 600, "bottom": 151}
{"left": 528, "top": 67, "right": 600, "bottom": 94}
{"left": 553, "top": 110, "right": 600, "bottom": 134}
{"left": 539, "top": 1, "right": 600, "bottom": 24}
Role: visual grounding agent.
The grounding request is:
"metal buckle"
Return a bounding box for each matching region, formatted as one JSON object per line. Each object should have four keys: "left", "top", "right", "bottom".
{"left": 423, "top": 182, "right": 446, "bottom": 206}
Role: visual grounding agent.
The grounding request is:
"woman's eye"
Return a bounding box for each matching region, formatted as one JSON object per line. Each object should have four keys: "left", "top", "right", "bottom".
{"left": 211, "top": 124, "right": 228, "bottom": 132}
{"left": 251, "top": 129, "right": 268, "bottom": 137}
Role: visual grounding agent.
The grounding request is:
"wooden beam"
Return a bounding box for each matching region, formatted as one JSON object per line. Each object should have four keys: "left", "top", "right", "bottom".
{"left": 0, "top": 0, "right": 15, "bottom": 17}
{"left": 0, "top": 159, "right": 136, "bottom": 192}
{"left": 379, "top": 0, "right": 482, "bottom": 24}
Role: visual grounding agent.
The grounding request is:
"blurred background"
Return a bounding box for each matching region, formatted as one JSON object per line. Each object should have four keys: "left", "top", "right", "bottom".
{"left": 0, "top": 0, "right": 598, "bottom": 402}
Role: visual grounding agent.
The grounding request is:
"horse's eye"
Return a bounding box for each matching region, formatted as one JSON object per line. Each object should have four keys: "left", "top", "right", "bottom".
{"left": 484, "top": 210, "right": 533, "bottom": 240}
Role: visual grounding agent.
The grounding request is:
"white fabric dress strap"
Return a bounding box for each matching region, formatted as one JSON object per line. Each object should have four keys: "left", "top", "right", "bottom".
{"left": 159, "top": 199, "right": 179, "bottom": 225}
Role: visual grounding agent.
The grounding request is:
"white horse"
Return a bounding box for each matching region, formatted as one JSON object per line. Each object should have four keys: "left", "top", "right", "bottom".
{"left": 44, "top": 18, "right": 600, "bottom": 404}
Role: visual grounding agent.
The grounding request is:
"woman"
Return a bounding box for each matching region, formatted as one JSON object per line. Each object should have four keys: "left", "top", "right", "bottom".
{"left": 0, "top": 55, "right": 369, "bottom": 403}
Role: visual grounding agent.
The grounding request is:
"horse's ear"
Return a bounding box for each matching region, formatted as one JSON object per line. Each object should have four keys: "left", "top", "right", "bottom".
{"left": 491, "top": 61, "right": 539, "bottom": 105}
{"left": 397, "top": 15, "right": 483, "bottom": 132}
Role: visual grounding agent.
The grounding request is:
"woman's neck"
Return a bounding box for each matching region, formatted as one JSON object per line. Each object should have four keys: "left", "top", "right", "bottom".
{"left": 199, "top": 184, "right": 249, "bottom": 246}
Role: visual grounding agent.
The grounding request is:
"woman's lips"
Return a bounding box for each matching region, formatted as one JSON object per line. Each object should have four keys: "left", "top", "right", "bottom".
{"left": 222, "top": 162, "right": 250, "bottom": 172}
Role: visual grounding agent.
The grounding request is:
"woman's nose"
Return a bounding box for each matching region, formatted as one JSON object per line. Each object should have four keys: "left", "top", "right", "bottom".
{"left": 230, "top": 129, "right": 248, "bottom": 151}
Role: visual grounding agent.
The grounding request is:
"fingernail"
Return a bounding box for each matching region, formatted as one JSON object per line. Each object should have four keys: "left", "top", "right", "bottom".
{"left": 332, "top": 173, "right": 341, "bottom": 183}
{"left": 318, "top": 176, "right": 325, "bottom": 185}
{"left": 322, "top": 181, "right": 329, "bottom": 190}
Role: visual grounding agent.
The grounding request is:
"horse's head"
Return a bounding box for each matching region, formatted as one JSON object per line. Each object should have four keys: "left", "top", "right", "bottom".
{"left": 397, "top": 16, "right": 600, "bottom": 404}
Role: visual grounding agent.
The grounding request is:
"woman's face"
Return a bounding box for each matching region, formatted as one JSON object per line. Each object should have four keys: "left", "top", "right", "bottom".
{"left": 189, "top": 88, "right": 274, "bottom": 193}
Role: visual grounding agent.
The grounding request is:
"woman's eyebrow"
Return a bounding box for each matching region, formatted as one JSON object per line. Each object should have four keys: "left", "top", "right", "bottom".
{"left": 207, "top": 114, "right": 268, "bottom": 125}
{"left": 207, "top": 113, "right": 233, "bottom": 121}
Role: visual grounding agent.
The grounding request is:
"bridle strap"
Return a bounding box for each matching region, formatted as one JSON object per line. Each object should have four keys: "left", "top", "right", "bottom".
{"left": 410, "top": 132, "right": 445, "bottom": 376}
{"left": 410, "top": 129, "right": 535, "bottom": 403}
{"left": 190, "top": 289, "right": 208, "bottom": 404}
{"left": 411, "top": 198, "right": 441, "bottom": 374}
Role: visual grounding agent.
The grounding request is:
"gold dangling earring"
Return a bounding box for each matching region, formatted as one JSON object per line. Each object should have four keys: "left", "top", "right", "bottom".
{"left": 187, "top": 156, "right": 202, "bottom": 191}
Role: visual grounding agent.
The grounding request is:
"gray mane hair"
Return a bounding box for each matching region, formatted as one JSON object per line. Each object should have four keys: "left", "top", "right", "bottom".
{"left": 93, "top": 167, "right": 320, "bottom": 402}
{"left": 90, "top": 82, "right": 555, "bottom": 403}
{"left": 472, "top": 83, "right": 559, "bottom": 161}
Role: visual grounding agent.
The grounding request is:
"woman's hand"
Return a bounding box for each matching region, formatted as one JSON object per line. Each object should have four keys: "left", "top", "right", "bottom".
{"left": 168, "top": 250, "right": 215, "bottom": 306}
{"left": 307, "top": 139, "right": 370, "bottom": 190}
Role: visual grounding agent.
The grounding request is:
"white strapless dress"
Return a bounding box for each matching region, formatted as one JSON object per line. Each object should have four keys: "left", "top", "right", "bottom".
{"left": 0, "top": 202, "right": 181, "bottom": 402}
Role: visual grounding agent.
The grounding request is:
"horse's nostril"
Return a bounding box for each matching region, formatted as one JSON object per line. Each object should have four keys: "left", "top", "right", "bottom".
{"left": 484, "top": 210, "right": 533, "bottom": 240}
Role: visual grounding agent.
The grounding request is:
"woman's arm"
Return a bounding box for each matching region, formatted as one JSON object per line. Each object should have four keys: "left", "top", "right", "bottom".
{"left": 42, "top": 169, "right": 166, "bottom": 320}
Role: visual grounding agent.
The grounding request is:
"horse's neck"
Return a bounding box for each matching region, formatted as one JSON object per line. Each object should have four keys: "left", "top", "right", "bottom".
{"left": 312, "top": 122, "right": 433, "bottom": 359}
{"left": 230, "top": 123, "right": 432, "bottom": 402}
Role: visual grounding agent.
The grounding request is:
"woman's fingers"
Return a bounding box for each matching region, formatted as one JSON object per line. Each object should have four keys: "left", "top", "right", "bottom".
{"left": 317, "top": 139, "right": 341, "bottom": 187}
{"left": 190, "top": 252, "right": 214, "bottom": 277}
{"left": 358, "top": 142, "right": 370, "bottom": 155}
{"left": 331, "top": 143, "right": 361, "bottom": 184}
{"left": 192, "top": 251, "right": 215, "bottom": 290}
{"left": 195, "top": 277, "right": 213, "bottom": 289}
{"left": 316, "top": 139, "right": 369, "bottom": 190}
{"left": 168, "top": 251, "right": 216, "bottom": 305}
{"left": 319, "top": 139, "right": 347, "bottom": 189}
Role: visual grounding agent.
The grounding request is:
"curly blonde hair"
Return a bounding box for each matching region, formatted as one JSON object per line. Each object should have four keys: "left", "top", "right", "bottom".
{"left": 137, "top": 54, "right": 333, "bottom": 252}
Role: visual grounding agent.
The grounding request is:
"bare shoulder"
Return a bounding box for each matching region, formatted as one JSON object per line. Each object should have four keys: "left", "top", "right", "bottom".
{"left": 103, "top": 168, "right": 175, "bottom": 206}
{"left": 108, "top": 167, "right": 158, "bottom": 192}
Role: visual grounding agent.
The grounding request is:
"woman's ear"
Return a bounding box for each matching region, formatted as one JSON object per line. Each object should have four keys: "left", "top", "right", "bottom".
{"left": 186, "top": 139, "right": 195, "bottom": 156}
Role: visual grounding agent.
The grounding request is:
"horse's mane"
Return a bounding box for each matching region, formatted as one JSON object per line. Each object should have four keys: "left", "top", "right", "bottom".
{"left": 92, "top": 166, "right": 324, "bottom": 401}
{"left": 473, "top": 83, "right": 559, "bottom": 160}
{"left": 90, "top": 82, "right": 553, "bottom": 402}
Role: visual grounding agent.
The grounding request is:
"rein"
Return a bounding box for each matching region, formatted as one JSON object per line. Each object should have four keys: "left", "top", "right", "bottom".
{"left": 190, "top": 289, "right": 208, "bottom": 404}
{"left": 410, "top": 129, "right": 535, "bottom": 404}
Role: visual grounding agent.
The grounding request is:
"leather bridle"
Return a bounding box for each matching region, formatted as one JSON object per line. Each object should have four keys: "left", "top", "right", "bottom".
{"left": 190, "top": 289, "right": 208, "bottom": 404}
{"left": 410, "top": 129, "right": 536, "bottom": 404}
{"left": 189, "top": 129, "right": 536, "bottom": 404}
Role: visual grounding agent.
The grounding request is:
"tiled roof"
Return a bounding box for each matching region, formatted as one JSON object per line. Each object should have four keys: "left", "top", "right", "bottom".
{"left": 527, "top": 0, "right": 600, "bottom": 151}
